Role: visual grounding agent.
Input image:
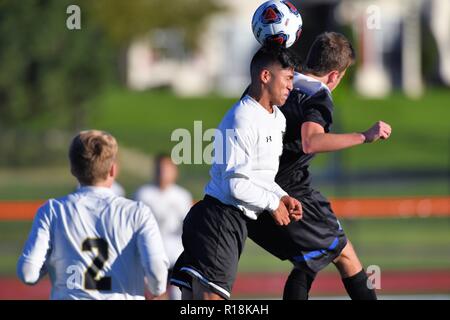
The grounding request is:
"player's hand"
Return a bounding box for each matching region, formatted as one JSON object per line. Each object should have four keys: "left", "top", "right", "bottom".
{"left": 145, "top": 291, "right": 166, "bottom": 300}
{"left": 362, "top": 121, "right": 392, "bottom": 143}
{"left": 281, "top": 195, "right": 303, "bottom": 221}
{"left": 271, "top": 201, "right": 291, "bottom": 226}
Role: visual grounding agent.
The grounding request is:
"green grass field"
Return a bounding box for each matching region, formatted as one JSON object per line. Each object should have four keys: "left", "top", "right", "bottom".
{"left": 87, "top": 86, "right": 450, "bottom": 171}
{"left": 0, "top": 87, "right": 448, "bottom": 199}
{"left": 2, "top": 217, "right": 449, "bottom": 276}
{"left": 0, "top": 87, "right": 448, "bottom": 281}
{"left": 83, "top": 86, "right": 450, "bottom": 198}
{"left": 0, "top": 165, "right": 447, "bottom": 201}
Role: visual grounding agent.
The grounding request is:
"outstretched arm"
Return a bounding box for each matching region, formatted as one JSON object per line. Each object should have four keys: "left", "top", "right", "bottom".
{"left": 301, "top": 121, "right": 391, "bottom": 154}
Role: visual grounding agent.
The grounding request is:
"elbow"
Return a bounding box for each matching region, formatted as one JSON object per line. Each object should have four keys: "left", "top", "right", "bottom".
{"left": 17, "top": 260, "right": 40, "bottom": 285}
{"left": 146, "top": 279, "right": 166, "bottom": 297}
{"left": 17, "top": 269, "right": 39, "bottom": 285}
{"left": 301, "top": 141, "right": 315, "bottom": 154}
{"left": 229, "top": 178, "right": 246, "bottom": 200}
{"left": 150, "top": 285, "right": 167, "bottom": 298}
{"left": 145, "top": 259, "right": 169, "bottom": 296}
{"left": 22, "top": 275, "right": 39, "bottom": 286}
{"left": 229, "top": 182, "right": 239, "bottom": 199}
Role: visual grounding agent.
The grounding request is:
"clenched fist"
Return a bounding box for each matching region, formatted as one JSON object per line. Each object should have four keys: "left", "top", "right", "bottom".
{"left": 362, "top": 121, "right": 392, "bottom": 143}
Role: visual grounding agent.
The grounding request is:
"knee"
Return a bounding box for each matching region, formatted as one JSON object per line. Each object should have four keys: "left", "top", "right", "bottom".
{"left": 334, "top": 241, "right": 356, "bottom": 263}
{"left": 333, "top": 241, "right": 363, "bottom": 277}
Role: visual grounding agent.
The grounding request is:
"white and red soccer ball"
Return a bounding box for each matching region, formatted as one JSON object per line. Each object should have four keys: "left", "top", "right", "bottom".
{"left": 252, "top": 0, "right": 303, "bottom": 48}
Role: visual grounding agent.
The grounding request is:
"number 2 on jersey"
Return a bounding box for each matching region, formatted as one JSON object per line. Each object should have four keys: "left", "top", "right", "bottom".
{"left": 82, "top": 238, "right": 111, "bottom": 290}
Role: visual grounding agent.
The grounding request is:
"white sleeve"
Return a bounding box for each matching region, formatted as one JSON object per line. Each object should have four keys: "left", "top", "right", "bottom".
{"left": 225, "top": 124, "right": 281, "bottom": 213}
{"left": 136, "top": 205, "right": 169, "bottom": 296}
{"left": 271, "top": 183, "right": 288, "bottom": 199}
{"left": 17, "top": 202, "right": 52, "bottom": 285}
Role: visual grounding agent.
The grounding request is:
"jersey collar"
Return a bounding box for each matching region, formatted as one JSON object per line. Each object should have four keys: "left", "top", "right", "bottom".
{"left": 76, "top": 185, "right": 116, "bottom": 196}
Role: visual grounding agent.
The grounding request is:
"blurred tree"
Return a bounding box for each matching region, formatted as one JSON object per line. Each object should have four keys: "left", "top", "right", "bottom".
{"left": 84, "top": 0, "right": 222, "bottom": 49}
{"left": 0, "top": 0, "right": 116, "bottom": 165}
{"left": 0, "top": 0, "right": 114, "bottom": 130}
{"left": 0, "top": 0, "right": 221, "bottom": 166}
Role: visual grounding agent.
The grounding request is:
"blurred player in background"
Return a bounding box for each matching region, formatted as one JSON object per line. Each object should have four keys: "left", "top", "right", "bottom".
{"left": 247, "top": 32, "right": 392, "bottom": 300}
{"left": 17, "top": 130, "right": 169, "bottom": 300}
{"left": 134, "top": 154, "right": 192, "bottom": 300}
{"left": 170, "top": 45, "right": 302, "bottom": 300}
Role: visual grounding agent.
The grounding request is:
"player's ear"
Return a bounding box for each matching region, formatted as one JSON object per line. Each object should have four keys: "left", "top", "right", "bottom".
{"left": 109, "top": 162, "right": 117, "bottom": 178}
{"left": 327, "top": 70, "right": 340, "bottom": 90}
{"left": 260, "top": 69, "right": 271, "bottom": 84}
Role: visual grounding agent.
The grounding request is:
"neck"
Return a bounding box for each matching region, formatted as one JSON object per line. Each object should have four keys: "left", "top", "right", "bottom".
{"left": 89, "top": 179, "right": 114, "bottom": 188}
{"left": 248, "top": 85, "right": 273, "bottom": 113}
{"left": 158, "top": 180, "right": 172, "bottom": 190}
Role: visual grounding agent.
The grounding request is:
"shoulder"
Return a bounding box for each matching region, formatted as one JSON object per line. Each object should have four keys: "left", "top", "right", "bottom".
{"left": 119, "top": 198, "right": 157, "bottom": 228}
{"left": 230, "top": 97, "right": 256, "bottom": 127}
{"left": 134, "top": 184, "right": 159, "bottom": 200}
{"left": 43, "top": 195, "right": 71, "bottom": 215}
{"left": 293, "top": 72, "right": 329, "bottom": 97}
{"left": 305, "top": 88, "right": 334, "bottom": 111}
{"left": 111, "top": 181, "right": 125, "bottom": 197}
{"left": 219, "top": 98, "right": 258, "bottom": 141}
{"left": 133, "top": 201, "right": 161, "bottom": 230}
{"left": 292, "top": 74, "right": 333, "bottom": 107}
{"left": 171, "top": 185, "right": 193, "bottom": 202}
{"left": 32, "top": 195, "right": 72, "bottom": 224}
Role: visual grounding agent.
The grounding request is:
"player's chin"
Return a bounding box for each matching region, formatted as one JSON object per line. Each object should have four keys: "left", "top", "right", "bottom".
{"left": 277, "top": 96, "right": 288, "bottom": 106}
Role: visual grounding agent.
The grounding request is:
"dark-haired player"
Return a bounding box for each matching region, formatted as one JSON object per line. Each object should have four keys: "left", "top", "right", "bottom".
{"left": 170, "top": 45, "right": 303, "bottom": 300}
{"left": 248, "top": 32, "right": 392, "bottom": 300}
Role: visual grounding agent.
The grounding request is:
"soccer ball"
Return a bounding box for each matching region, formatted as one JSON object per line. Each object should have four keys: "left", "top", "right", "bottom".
{"left": 252, "top": 0, "right": 303, "bottom": 48}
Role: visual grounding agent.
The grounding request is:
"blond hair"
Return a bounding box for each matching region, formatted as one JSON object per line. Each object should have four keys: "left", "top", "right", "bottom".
{"left": 69, "top": 130, "right": 118, "bottom": 185}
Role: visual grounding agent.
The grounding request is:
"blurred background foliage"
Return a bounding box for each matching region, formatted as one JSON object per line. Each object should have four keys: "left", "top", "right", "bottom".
{"left": 0, "top": 0, "right": 221, "bottom": 166}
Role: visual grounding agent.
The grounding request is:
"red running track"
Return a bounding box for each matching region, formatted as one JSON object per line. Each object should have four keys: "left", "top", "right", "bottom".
{"left": 1, "top": 270, "right": 449, "bottom": 299}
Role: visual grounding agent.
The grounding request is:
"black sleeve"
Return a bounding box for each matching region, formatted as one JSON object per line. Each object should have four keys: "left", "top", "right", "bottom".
{"left": 302, "top": 89, "right": 334, "bottom": 132}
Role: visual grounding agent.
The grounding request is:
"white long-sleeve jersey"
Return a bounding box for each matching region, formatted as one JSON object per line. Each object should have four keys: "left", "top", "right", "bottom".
{"left": 17, "top": 186, "right": 169, "bottom": 300}
{"left": 205, "top": 94, "right": 288, "bottom": 220}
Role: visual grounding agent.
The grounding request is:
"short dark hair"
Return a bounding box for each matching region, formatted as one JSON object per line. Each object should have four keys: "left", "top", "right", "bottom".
{"left": 69, "top": 130, "right": 118, "bottom": 185}
{"left": 250, "top": 44, "right": 298, "bottom": 79}
{"left": 303, "top": 32, "right": 355, "bottom": 76}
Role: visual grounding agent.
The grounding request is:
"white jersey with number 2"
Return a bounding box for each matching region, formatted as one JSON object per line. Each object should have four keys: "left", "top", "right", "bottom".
{"left": 17, "top": 186, "right": 169, "bottom": 300}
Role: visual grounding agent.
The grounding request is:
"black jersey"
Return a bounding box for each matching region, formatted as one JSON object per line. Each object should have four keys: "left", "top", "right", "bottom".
{"left": 275, "top": 73, "right": 334, "bottom": 196}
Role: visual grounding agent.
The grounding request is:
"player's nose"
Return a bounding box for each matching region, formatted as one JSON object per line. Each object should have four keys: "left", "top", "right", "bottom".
{"left": 287, "top": 81, "right": 293, "bottom": 91}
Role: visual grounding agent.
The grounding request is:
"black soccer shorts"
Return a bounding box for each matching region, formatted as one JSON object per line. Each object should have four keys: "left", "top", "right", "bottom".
{"left": 170, "top": 195, "right": 248, "bottom": 299}
{"left": 247, "top": 190, "right": 347, "bottom": 274}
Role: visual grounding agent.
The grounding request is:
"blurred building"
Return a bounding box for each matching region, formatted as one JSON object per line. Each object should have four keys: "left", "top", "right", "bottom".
{"left": 126, "top": 0, "right": 450, "bottom": 97}
{"left": 339, "top": 0, "right": 450, "bottom": 98}
{"left": 127, "top": 0, "right": 261, "bottom": 97}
